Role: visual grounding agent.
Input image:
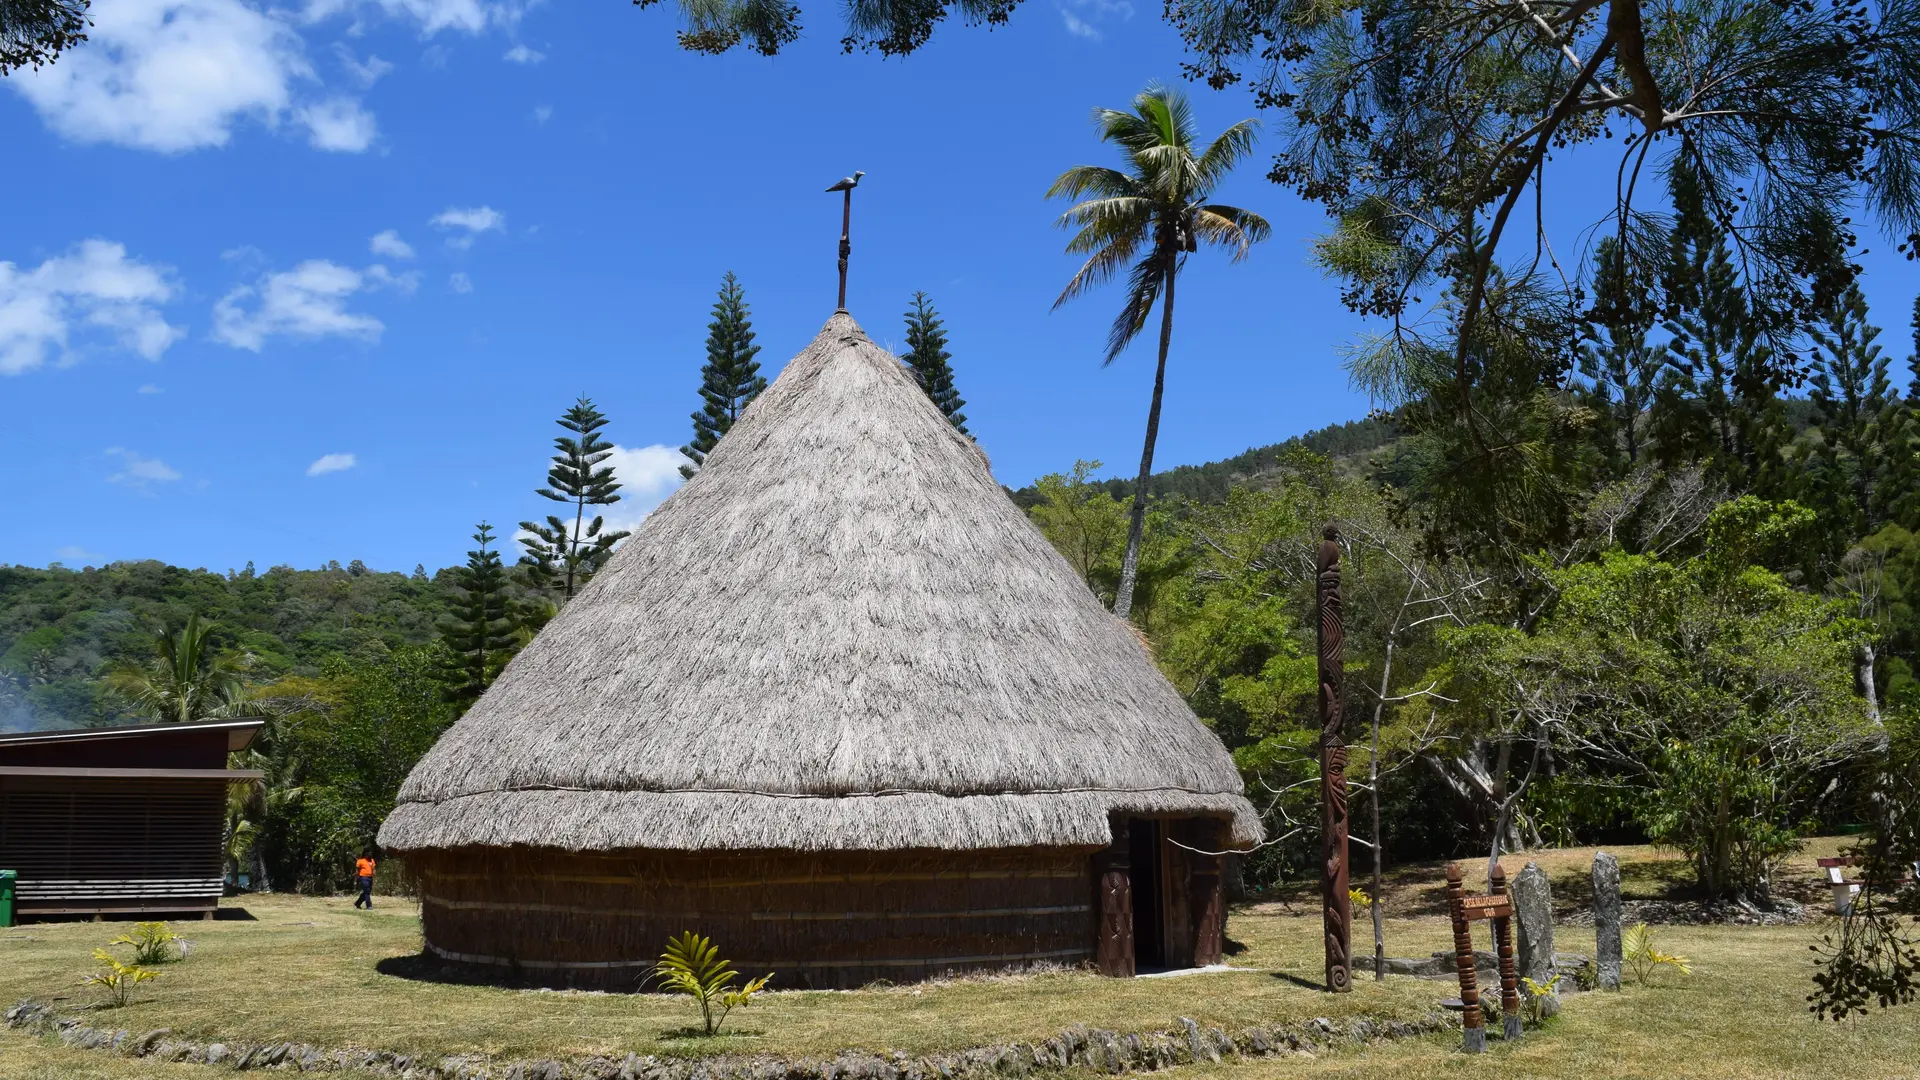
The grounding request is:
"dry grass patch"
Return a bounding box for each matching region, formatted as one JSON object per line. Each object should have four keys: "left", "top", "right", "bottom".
{"left": 1280, "top": 838, "right": 1858, "bottom": 920}
{"left": 0, "top": 894, "right": 1434, "bottom": 1062}
{"left": 6, "top": 840, "right": 1909, "bottom": 1078}
{"left": 1191, "top": 921, "right": 1920, "bottom": 1080}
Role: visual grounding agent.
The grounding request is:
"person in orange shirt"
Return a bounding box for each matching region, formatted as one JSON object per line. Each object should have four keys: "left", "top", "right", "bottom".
{"left": 353, "top": 854, "right": 376, "bottom": 910}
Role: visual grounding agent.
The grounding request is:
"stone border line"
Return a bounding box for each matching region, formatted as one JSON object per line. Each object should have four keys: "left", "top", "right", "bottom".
{"left": 6, "top": 1000, "right": 1454, "bottom": 1079}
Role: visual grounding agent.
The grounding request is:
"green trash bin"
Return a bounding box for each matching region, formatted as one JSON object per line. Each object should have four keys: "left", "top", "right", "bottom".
{"left": 0, "top": 870, "right": 15, "bottom": 928}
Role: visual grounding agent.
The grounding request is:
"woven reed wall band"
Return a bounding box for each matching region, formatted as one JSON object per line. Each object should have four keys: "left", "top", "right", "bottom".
{"left": 422, "top": 894, "right": 1090, "bottom": 920}
{"left": 424, "top": 942, "right": 1093, "bottom": 971}
{"left": 424, "top": 868, "right": 1086, "bottom": 888}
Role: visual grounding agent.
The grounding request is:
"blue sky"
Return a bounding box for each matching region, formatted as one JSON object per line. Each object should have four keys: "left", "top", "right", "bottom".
{"left": 3, "top": 0, "right": 1917, "bottom": 575}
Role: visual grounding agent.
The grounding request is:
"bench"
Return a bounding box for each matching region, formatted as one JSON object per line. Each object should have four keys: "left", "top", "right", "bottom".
{"left": 1818, "top": 857, "right": 1918, "bottom": 915}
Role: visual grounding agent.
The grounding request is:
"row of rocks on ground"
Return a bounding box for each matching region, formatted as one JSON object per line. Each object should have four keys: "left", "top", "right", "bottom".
{"left": 1559, "top": 895, "right": 1807, "bottom": 928}
{"left": 4, "top": 1001, "right": 1454, "bottom": 1080}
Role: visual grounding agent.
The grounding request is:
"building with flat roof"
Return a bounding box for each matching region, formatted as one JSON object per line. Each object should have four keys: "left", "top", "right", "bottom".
{"left": 0, "top": 718, "right": 262, "bottom": 919}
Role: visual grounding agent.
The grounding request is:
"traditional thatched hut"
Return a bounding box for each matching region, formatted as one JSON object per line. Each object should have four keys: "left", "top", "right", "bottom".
{"left": 379, "top": 312, "right": 1260, "bottom": 988}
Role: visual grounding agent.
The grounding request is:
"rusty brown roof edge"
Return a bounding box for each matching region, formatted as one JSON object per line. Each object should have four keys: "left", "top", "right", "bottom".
{"left": 0, "top": 717, "right": 264, "bottom": 753}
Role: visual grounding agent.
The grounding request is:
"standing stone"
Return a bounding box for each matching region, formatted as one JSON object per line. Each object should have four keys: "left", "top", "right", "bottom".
{"left": 1592, "top": 851, "right": 1623, "bottom": 990}
{"left": 1511, "top": 861, "right": 1555, "bottom": 985}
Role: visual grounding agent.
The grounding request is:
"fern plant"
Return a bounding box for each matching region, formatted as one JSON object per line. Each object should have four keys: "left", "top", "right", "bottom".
{"left": 109, "top": 922, "right": 189, "bottom": 965}
{"left": 81, "top": 948, "right": 160, "bottom": 1007}
{"left": 1623, "top": 922, "right": 1693, "bottom": 985}
{"left": 650, "top": 931, "right": 771, "bottom": 1035}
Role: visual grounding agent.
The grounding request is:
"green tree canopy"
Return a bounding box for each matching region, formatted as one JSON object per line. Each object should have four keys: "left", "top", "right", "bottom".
{"left": 1439, "top": 499, "right": 1878, "bottom": 899}
{"left": 101, "top": 613, "right": 256, "bottom": 724}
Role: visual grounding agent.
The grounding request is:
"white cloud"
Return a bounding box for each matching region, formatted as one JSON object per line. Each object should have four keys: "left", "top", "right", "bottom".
{"left": 298, "top": 96, "right": 377, "bottom": 150}
{"left": 106, "top": 446, "right": 183, "bottom": 487}
{"left": 302, "top": 0, "right": 504, "bottom": 36}
{"left": 369, "top": 229, "right": 415, "bottom": 259}
{"left": 306, "top": 451, "right": 357, "bottom": 475}
{"left": 600, "top": 444, "right": 693, "bottom": 532}
{"left": 137, "top": 383, "right": 163, "bottom": 394}
{"left": 211, "top": 259, "right": 396, "bottom": 351}
{"left": 431, "top": 205, "right": 505, "bottom": 248}
{"left": 7, "top": 0, "right": 307, "bottom": 152}
{"left": 364, "top": 263, "right": 422, "bottom": 293}
{"left": 54, "top": 544, "right": 106, "bottom": 563}
{"left": 5, "top": 0, "right": 517, "bottom": 154}
{"left": 502, "top": 44, "right": 543, "bottom": 63}
{"left": 449, "top": 271, "right": 473, "bottom": 293}
{"left": 0, "top": 240, "right": 183, "bottom": 375}
{"left": 334, "top": 44, "right": 393, "bottom": 86}
{"left": 531, "top": 104, "right": 551, "bottom": 124}
{"left": 1055, "top": 0, "right": 1132, "bottom": 40}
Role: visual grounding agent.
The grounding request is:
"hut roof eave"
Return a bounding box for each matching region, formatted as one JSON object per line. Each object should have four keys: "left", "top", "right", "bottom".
{"left": 378, "top": 787, "right": 1262, "bottom": 853}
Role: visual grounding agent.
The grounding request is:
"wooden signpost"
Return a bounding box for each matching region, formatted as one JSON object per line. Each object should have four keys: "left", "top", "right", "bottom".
{"left": 1445, "top": 861, "right": 1523, "bottom": 1052}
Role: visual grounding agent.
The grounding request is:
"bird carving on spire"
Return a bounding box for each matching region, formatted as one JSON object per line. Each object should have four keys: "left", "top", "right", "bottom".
{"left": 828, "top": 171, "right": 865, "bottom": 309}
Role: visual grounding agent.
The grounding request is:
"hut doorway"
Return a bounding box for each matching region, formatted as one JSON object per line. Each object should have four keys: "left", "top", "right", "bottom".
{"left": 1128, "top": 819, "right": 1166, "bottom": 968}
{"left": 1098, "top": 816, "right": 1227, "bottom": 975}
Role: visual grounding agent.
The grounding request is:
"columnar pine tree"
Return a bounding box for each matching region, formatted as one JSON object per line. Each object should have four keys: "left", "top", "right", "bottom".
{"left": 1909, "top": 295, "right": 1920, "bottom": 400}
{"left": 680, "top": 272, "right": 766, "bottom": 479}
{"left": 1580, "top": 237, "right": 1661, "bottom": 473}
{"left": 519, "top": 397, "right": 629, "bottom": 600}
{"left": 1808, "top": 283, "right": 1904, "bottom": 544}
{"left": 439, "top": 523, "right": 518, "bottom": 704}
{"left": 901, "top": 292, "right": 969, "bottom": 436}
{"left": 1649, "top": 163, "right": 1790, "bottom": 493}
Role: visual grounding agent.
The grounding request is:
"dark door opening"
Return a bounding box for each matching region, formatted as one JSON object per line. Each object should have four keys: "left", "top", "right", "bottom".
{"left": 1128, "top": 818, "right": 1164, "bottom": 969}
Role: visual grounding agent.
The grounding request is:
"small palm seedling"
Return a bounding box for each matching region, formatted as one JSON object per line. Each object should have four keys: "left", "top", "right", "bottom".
{"left": 82, "top": 948, "right": 160, "bottom": 1007}
{"left": 1623, "top": 922, "right": 1693, "bottom": 985}
{"left": 1521, "top": 973, "right": 1562, "bottom": 1027}
{"left": 109, "top": 921, "right": 189, "bottom": 965}
{"left": 651, "top": 931, "right": 771, "bottom": 1036}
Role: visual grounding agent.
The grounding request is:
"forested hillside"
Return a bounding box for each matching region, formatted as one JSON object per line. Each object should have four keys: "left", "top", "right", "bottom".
{"left": 0, "top": 561, "right": 467, "bottom": 732}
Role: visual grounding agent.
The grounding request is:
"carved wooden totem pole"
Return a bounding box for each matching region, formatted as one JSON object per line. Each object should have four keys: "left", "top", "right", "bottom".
{"left": 1316, "top": 526, "right": 1352, "bottom": 992}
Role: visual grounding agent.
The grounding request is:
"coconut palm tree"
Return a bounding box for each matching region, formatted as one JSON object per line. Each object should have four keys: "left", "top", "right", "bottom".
{"left": 1048, "top": 83, "right": 1270, "bottom": 620}
{"left": 103, "top": 614, "right": 256, "bottom": 724}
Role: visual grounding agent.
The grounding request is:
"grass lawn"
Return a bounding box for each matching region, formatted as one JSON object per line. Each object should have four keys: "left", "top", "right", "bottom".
{"left": 1, "top": 840, "right": 1914, "bottom": 1079}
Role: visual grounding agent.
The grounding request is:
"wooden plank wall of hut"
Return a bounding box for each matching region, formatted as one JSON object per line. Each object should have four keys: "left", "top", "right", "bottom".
{"left": 413, "top": 848, "right": 1096, "bottom": 990}
{"left": 0, "top": 776, "right": 226, "bottom": 914}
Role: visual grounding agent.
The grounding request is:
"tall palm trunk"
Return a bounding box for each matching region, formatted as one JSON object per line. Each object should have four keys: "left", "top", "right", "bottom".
{"left": 1113, "top": 260, "right": 1176, "bottom": 619}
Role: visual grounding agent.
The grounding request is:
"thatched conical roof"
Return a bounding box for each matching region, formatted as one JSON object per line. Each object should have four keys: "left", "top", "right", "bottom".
{"left": 380, "top": 312, "right": 1260, "bottom": 854}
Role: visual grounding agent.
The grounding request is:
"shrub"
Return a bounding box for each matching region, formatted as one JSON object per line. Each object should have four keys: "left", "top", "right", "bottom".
{"left": 650, "top": 931, "right": 771, "bottom": 1035}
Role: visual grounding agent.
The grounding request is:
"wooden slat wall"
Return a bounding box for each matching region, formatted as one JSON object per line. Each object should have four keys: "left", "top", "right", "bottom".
{"left": 413, "top": 847, "right": 1097, "bottom": 990}
{"left": 0, "top": 777, "right": 225, "bottom": 913}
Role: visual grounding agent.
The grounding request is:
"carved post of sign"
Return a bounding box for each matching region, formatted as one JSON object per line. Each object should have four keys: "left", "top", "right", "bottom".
{"left": 1316, "top": 527, "right": 1351, "bottom": 993}
{"left": 1446, "top": 862, "right": 1486, "bottom": 1053}
{"left": 1490, "top": 863, "right": 1523, "bottom": 1042}
{"left": 1094, "top": 816, "right": 1135, "bottom": 977}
